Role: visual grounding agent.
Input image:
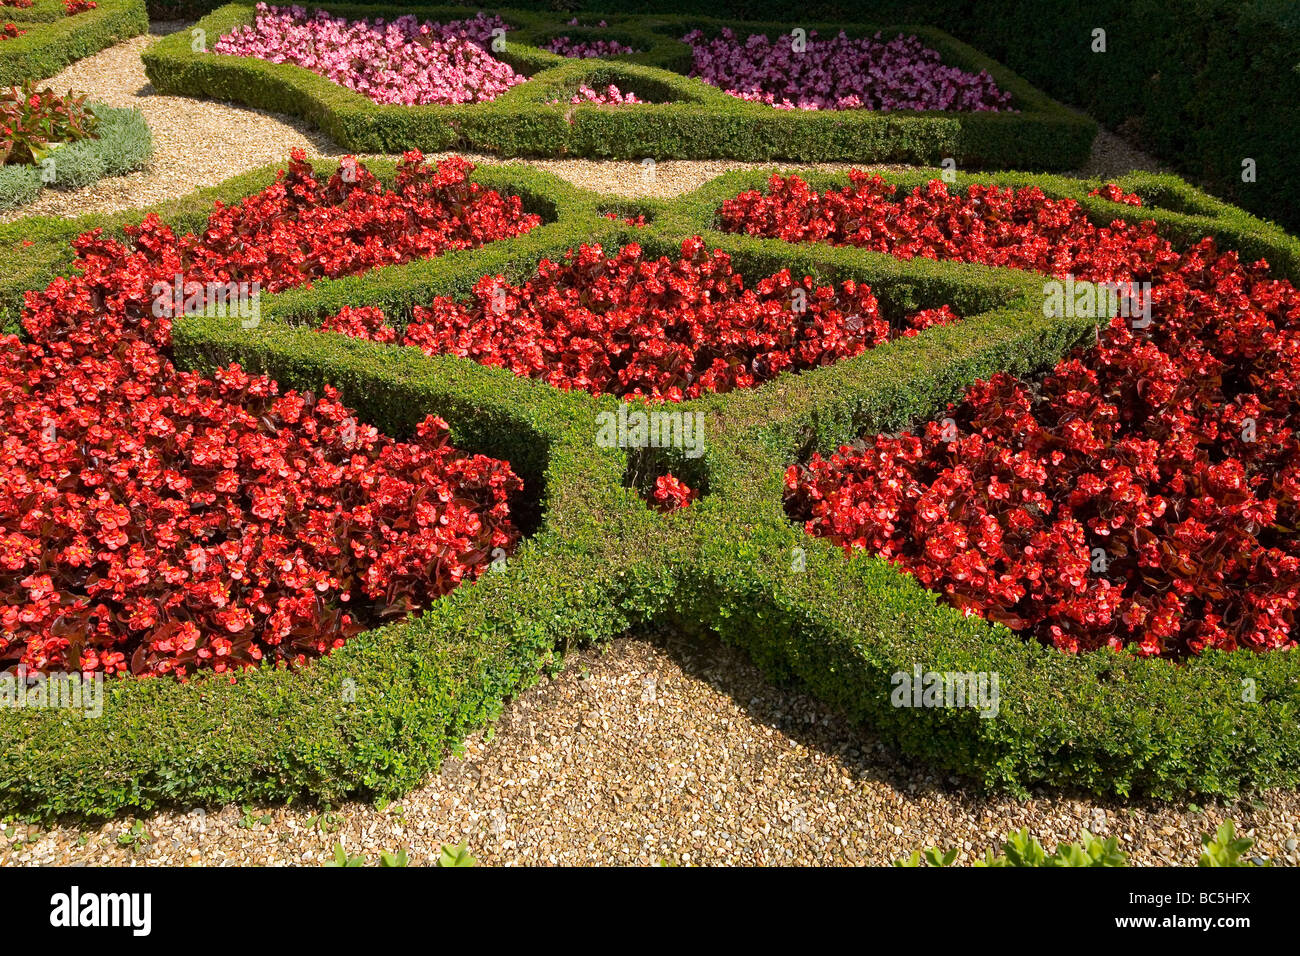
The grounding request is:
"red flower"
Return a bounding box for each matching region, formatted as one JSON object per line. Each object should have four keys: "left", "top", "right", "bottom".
{"left": 0, "top": 154, "right": 533, "bottom": 679}
{"left": 767, "top": 173, "right": 1300, "bottom": 658}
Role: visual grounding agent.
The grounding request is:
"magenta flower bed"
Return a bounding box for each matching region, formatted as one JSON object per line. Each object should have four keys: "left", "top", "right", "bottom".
{"left": 544, "top": 35, "right": 639, "bottom": 58}
{"left": 213, "top": 3, "right": 525, "bottom": 106}
{"left": 549, "top": 84, "right": 644, "bottom": 106}
{"left": 681, "top": 28, "right": 1014, "bottom": 111}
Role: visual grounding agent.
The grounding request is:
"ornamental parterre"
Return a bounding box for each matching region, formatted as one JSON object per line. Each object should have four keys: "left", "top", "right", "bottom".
{"left": 0, "top": 153, "right": 538, "bottom": 679}
{"left": 747, "top": 174, "right": 1300, "bottom": 658}
{"left": 318, "top": 237, "right": 962, "bottom": 401}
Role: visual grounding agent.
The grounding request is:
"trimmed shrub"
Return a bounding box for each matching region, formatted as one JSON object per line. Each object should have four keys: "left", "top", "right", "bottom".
{"left": 2, "top": 158, "right": 1299, "bottom": 820}
{"left": 0, "top": 0, "right": 146, "bottom": 85}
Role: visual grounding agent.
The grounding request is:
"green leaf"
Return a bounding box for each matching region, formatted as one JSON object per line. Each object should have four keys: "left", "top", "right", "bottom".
{"left": 437, "top": 841, "right": 476, "bottom": 867}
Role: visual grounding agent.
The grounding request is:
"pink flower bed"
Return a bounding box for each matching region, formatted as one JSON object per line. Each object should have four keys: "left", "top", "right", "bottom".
{"left": 682, "top": 28, "right": 1014, "bottom": 111}
{"left": 549, "top": 84, "right": 644, "bottom": 106}
{"left": 213, "top": 4, "right": 525, "bottom": 106}
{"left": 544, "top": 35, "right": 638, "bottom": 58}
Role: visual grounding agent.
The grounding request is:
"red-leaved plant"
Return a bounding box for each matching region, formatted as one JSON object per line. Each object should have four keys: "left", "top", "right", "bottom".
{"left": 0, "top": 82, "right": 98, "bottom": 166}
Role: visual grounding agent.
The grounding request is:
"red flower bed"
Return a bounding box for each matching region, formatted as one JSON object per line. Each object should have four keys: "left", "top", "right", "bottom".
{"left": 0, "top": 153, "right": 538, "bottom": 678}
{"left": 720, "top": 172, "right": 1149, "bottom": 279}
{"left": 320, "top": 237, "right": 961, "bottom": 400}
{"left": 168, "top": 150, "right": 540, "bottom": 292}
{"left": 771, "top": 174, "right": 1300, "bottom": 657}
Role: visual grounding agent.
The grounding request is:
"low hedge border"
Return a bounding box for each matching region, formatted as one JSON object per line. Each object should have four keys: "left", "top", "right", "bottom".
{"left": 0, "top": 0, "right": 147, "bottom": 86}
{"left": 1, "top": 158, "right": 1298, "bottom": 821}
{"left": 1, "top": 0, "right": 80, "bottom": 24}
{"left": 140, "top": 2, "right": 1095, "bottom": 168}
{"left": 0, "top": 102, "right": 152, "bottom": 211}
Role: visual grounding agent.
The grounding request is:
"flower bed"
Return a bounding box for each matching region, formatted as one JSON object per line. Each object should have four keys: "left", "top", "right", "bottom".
{"left": 143, "top": 5, "right": 1094, "bottom": 168}
{"left": 735, "top": 173, "right": 1300, "bottom": 658}
{"left": 548, "top": 83, "right": 644, "bottom": 106}
{"left": 0, "top": 152, "right": 539, "bottom": 678}
{"left": 544, "top": 32, "right": 638, "bottom": 59}
{"left": 213, "top": 4, "right": 522, "bottom": 106}
{"left": 682, "top": 28, "right": 1014, "bottom": 111}
{"left": 319, "top": 237, "right": 960, "bottom": 401}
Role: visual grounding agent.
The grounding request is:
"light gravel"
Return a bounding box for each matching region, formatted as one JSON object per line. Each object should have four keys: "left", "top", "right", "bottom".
{"left": 3, "top": 635, "right": 1296, "bottom": 867}
{"left": 1, "top": 32, "right": 1270, "bottom": 869}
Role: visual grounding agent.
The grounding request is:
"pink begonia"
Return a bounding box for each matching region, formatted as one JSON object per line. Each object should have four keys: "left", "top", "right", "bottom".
{"left": 682, "top": 28, "right": 1015, "bottom": 112}
{"left": 214, "top": 4, "right": 525, "bottom": 106}
{"left": 544, "top": 35, "right": 637, "bottom": 58}
{"left": 547, "top": 85, "right": 644, "bottom": 106}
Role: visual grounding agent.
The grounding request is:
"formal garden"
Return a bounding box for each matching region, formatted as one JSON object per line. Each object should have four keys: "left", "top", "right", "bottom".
{"left": 1, "top": 0, "right": 1298, "bottom": 869}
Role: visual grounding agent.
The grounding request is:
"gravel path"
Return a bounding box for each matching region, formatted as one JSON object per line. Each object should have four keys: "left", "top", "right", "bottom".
{"left": 3, "top": 32, "right": 1278, "bottom": 869}
{"left": 4, "top": 25, "right": 1162, "bottom": 224}
{"left": 3, "top": 634, "right": 1296, "bottom": 867}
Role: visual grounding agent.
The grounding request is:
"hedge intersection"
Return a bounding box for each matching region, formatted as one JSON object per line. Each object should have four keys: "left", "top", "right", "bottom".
{"left": 2, "top": 154, "right": 1299, "bottom": 821}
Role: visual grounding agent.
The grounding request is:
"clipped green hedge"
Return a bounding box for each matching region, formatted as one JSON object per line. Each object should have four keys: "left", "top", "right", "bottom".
{"left": 2, "top": 157, "right": 1299, "bottom": 821}
{"left": 140, "top": 2, "right": 1095, "bottom": 168}
{"left": 0, "top": 102, "right": 152, "bottom": 212}
{"left": 0, "top": 0, "right": 147, "bottom": 86}
{"left": 1, "top": 0, "right": 82, "bottom": 24}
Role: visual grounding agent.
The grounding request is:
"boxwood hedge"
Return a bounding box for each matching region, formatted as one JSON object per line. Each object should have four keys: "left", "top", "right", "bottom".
{"left": 0, "top": 0, "right": 147, "bottom": 86}
{"left": 1, "top": 156, "right": 1299, "bottom": 821}
{"left": 140, "top": 2, "right": 1095, "bottom": 168}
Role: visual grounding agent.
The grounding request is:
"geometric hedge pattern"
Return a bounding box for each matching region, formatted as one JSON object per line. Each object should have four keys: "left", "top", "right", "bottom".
{"left": 3, "top": 160, "right": 1300, "bottom": 819}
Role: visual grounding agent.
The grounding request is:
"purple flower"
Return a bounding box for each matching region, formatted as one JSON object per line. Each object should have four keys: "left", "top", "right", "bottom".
{"left": 681, "top": 28, "right": 1015, "bottom": 112}
{"left": 213, "top": 4, "right": 525, "bottom": 106}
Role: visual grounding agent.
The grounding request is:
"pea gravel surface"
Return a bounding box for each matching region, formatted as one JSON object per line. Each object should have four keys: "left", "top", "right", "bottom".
{"left": 3, "top": 31, "right": 1287, "bottom": 869}
{"left": 3, "top": 634, "right": 1297, "bottom": 867}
